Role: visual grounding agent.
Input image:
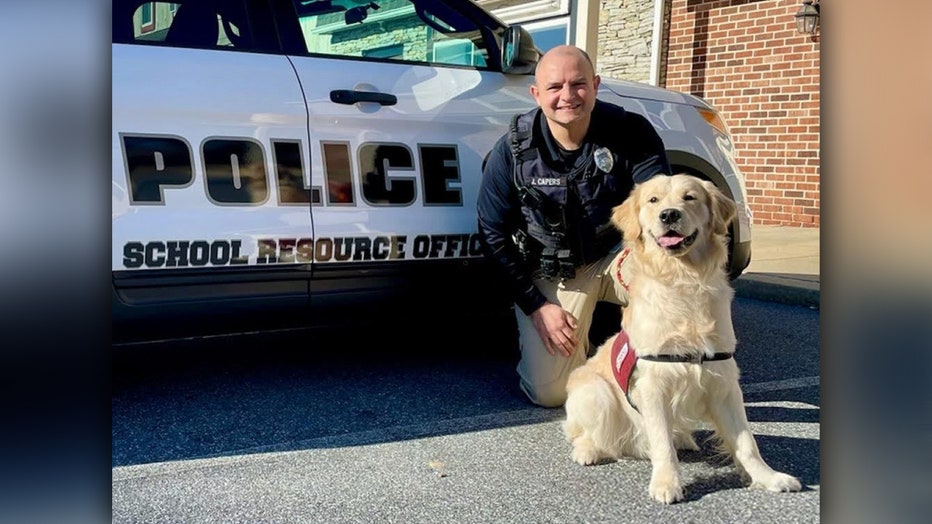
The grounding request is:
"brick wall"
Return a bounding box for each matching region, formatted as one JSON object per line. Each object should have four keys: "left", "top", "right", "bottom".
{"left": 663, "top": 0, "right": 820, "bottom": 227}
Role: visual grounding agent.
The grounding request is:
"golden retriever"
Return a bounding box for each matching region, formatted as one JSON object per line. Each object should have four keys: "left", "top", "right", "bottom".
{"left": 563, "top": 174, "right": 802, "bottom": 503}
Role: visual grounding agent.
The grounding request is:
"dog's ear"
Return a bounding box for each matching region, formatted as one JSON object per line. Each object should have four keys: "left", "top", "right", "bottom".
{"left": 702, "top": 180, "right": 737, "bottom": 236}
{"left": 612, "top": 186, "right": 641, "bottom": 243}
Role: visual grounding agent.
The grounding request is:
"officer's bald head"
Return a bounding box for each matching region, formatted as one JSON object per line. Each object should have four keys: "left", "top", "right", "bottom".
{"left": 535, "top": 45, "right": 595, "bottom": 81}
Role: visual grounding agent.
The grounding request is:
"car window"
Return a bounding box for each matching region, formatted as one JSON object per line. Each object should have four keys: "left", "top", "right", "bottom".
{"left": 117, "top": 0, "right": 254, "bottom": 50}
{"left": 289, "top": 0, "right": 489, "bottom": 67}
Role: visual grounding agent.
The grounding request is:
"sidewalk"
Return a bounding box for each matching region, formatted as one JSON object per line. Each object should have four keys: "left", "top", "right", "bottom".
{"left": 733, "top": 225, "right": 820, "bottom": 308}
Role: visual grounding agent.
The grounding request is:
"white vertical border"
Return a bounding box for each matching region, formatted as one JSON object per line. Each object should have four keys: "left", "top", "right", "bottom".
{"left": 569, "top": 0, "right": 600, "bottom": 67}
{"left": 649, "top": 0, "right": 667, "bottom": 86}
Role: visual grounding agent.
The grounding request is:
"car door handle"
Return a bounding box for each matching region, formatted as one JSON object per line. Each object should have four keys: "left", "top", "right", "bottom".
{"left": 329, "top": 89, "right": 397, "bottom": 106}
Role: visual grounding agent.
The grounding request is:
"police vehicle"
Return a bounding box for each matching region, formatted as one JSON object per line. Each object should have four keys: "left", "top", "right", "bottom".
{"left": 112, "top": 0, "right": 752, "bottom": 345}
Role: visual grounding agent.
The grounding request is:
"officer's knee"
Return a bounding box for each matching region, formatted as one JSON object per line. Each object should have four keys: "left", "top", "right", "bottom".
{"left": 520, "top": 379, "right": 567, "bottom": 408}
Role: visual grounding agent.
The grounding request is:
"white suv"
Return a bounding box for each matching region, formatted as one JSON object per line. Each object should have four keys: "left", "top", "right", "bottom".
{"left": 112, "top": 0, "right": 752, "bottom": 344}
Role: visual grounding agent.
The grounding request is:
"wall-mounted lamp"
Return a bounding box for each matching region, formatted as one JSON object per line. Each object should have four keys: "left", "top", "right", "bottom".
{"left": 795, "top": 0, "right": 820, "bottom": 35}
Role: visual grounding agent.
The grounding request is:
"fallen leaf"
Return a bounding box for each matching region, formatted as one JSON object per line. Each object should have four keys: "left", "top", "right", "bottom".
{"left": 427, "top": 460, "right": 447, "bottom": 478}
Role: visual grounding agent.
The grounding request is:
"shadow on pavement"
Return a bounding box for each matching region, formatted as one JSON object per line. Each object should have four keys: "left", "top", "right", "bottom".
{"left": 677, "top": 431, "right": 820, "bottom": 500}
{"left": 113, "top": 301, "right": 820, "bottom": 478}
{"left": 112, "top": 320, "right": 549, "bottom": 468}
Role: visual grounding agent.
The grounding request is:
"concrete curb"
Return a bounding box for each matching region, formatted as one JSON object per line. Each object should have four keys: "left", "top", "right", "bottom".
{"left": 733, "top": 273, "right": 820, "bottom": 309}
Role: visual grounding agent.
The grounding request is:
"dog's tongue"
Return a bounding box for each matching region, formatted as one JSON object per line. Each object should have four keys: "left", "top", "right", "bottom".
{"left": 658, "top": 233, "right": 685, "bottom": 247}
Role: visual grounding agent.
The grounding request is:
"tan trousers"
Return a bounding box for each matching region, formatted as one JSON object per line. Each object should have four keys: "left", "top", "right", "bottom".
{"left": 515, "top": 249, "right": 630, "bottom": 407}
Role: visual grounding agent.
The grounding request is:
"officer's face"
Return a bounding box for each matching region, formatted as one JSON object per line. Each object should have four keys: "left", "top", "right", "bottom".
{"left": 531, "top": 49, "right": 600, "bottom": 130}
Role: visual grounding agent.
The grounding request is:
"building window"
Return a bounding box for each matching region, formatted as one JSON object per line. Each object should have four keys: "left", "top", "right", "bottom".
{"left": 431, "top": 39, "right": 484, "bottom": 66}
{"left": 484, "top": 0, "right": 570, "bottom": 25}
{"left": 483, "top": 0, "right": 570, "bottom": 53}
{"left": 363, "top": 44, "right": 405, "bottom": 59}
{"left": 140, "top": 2, "right": 155, "bottom": 33}
{"left": 523, "top": 18, "right": 569, "bottom": 53}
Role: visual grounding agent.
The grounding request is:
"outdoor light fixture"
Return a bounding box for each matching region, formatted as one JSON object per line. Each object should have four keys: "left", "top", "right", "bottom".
{"left": 795, "top": 0, "right": 820, "bottom": 35}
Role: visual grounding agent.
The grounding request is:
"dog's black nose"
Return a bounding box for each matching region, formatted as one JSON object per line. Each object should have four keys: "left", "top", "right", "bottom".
{"left": 659, "top": 208, "right": 681, "bottom": 225}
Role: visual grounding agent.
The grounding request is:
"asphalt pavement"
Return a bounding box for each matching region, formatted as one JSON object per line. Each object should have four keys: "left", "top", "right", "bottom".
{"left": 112, "top": 225, "right": 821, "bottom": 523}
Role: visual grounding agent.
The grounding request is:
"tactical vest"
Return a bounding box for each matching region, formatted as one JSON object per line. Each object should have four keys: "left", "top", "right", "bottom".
{"left": 509, "top": 104, "right": 632, "bottom": 272}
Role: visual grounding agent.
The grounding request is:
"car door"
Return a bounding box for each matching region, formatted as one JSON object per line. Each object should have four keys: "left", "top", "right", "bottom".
{"left": 269, "top": 0, "right": 537, "bottom": 313}
{"left": 112, "top": 0, "right": 315, "bottom": 340}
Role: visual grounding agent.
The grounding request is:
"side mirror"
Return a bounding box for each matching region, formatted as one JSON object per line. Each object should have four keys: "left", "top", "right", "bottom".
{"left": 501, "top": 25, "right": 540, "bottom": 75}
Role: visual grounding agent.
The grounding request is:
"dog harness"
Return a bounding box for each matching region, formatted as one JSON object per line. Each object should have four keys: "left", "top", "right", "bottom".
{"left": 610, "top": 330, "right": 735, "bottom": 413}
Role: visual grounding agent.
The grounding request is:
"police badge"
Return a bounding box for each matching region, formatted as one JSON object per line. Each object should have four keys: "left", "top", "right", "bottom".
{"left": 593, "top": 147, "right": 614, "bottom": 173}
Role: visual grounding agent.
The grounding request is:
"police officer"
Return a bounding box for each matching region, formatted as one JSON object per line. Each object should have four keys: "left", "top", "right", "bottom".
{"left": 477, "top": 45, "right": 671, "bottom": 407}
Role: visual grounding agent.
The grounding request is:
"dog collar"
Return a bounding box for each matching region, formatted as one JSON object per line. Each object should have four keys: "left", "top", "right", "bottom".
{"left": 614, "top": 247, "right": 631, "bottom": 290}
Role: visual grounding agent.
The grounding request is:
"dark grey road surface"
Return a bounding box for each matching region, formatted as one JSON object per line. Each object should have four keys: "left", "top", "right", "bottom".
{"left": 112, "top": 297, "right": 820, "bottom": 523}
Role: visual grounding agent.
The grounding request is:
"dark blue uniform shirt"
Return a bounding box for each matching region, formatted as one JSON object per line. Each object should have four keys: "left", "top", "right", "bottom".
{"left": 477, "top": 100, "right": 670, "bottom": 315}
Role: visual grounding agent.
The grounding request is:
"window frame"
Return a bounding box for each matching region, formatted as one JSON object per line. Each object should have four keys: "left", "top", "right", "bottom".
{"left": 140, "top": 2, "right": 155, "bottom": 34}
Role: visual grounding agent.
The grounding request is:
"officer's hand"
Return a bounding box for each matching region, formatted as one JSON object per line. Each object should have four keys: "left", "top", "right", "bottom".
{"left": 531, "top": 303, "right": 578, "bottom": 357}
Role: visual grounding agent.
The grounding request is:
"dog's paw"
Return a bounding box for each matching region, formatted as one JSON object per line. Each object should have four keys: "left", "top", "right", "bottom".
{"left": 752, "top": 471, "right": 802, "bottom": 493}
{"left": 570, "top": 440, "right": 602, "bottom": 466}
{"left": 649, "top": 469, "right": 684, "bottom": 504}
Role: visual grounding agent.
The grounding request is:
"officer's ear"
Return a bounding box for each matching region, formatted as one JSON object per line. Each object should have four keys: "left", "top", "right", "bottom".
{"left": 611, "top": 186, "right": 641, "bottom": 246}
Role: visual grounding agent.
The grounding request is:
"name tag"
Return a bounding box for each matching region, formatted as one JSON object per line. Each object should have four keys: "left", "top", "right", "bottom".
{"left": 530, "top": 177, "right": 563, "bottom": 186}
